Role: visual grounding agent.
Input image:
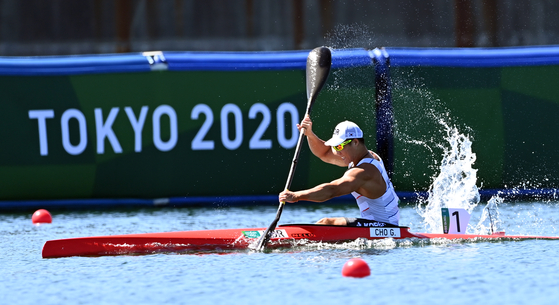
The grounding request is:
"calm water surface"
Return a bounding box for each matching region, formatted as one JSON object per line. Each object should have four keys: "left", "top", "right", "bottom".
{"left": 2, "top": 201, "right": 559, "bottom": 305}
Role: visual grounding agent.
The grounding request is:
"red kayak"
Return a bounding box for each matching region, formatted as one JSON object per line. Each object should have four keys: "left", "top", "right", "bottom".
{"left": 41, "top": 224, "right": 559, "bottom": 258}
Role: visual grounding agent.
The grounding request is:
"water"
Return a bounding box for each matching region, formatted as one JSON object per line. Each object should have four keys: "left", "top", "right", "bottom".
{"left": 2, "top": 201, "right": 559, "bottom": 305}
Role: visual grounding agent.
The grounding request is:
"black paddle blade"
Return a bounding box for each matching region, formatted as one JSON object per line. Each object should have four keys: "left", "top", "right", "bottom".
{"left": 306, "top": 47, "right": 332, "bottom": 109}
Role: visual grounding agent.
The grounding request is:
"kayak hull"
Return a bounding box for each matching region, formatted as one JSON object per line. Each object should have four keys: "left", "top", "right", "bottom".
{"left": 42, "top": 224, "right": 559, "bottom": 258}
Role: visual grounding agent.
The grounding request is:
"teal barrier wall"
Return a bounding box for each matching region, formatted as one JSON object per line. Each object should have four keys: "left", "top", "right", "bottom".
{"left": 0, "top": 50, "right": 377, "bottom": 204}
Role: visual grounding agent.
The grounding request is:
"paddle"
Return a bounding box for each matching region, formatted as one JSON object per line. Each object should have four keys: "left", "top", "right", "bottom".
{"left": 254, "top": 46, "right": 332, "bottom": 251}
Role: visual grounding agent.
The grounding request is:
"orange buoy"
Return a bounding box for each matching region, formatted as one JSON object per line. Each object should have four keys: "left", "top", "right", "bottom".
{"left": 342, "top": 258, "right": 370, "bottom": 278}
{"left": 32, "top": 209, "right": 52, "bottom": 224}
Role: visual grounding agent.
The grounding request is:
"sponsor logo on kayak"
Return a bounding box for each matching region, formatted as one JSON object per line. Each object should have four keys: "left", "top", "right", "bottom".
{"left": 356, "top": 222, "right": 387, "bottom": 227}
{"left": 266, "top": 229, "right": 288, "bottom": 238}
{"left": 242, "top": 231, "right": 262, "bottom": 239}
{"left": 242, "top": 229, "right": 288, "bottom": 239}
{"left": 370, "top": 228, "right": 401, "bottom": 238}
{"left": 291, "top": 233, "right": 316, "bottom": 238}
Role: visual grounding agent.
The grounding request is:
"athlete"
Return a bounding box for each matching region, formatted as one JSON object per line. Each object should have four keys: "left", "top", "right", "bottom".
{"left": 279, "top": 115, "right": 400, "bottom": 226}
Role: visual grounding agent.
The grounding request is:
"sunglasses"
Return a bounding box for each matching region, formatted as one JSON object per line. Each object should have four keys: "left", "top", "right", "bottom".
{"left": 333, "top": 139, "right": 352, "bottom": 151}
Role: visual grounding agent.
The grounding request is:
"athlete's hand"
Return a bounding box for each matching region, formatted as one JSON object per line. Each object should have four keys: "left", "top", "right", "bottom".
{"left": 297, "top": 115, "right": 313, "bottom": 135}
{"left": 279, "top": 190, "right": 298, "bottom": 203}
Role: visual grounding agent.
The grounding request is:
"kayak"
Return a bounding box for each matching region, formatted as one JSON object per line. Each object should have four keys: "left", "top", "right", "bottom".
{"left": 41, "top": 223, "right": 559, "bottom": 258}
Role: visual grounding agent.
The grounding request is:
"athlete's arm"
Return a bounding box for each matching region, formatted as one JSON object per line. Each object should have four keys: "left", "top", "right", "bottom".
{"left": 279, "top": 167, "right": 367, "bottom": 203}
{"left": 299, "top": 115, "right": 345, "bottom": 167}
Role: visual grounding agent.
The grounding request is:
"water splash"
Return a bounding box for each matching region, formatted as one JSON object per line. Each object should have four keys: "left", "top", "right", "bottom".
{"left": 391, "top": 69, "right": 483, "bottom": 233}
{"left": 312, "top": 23, "right": 378, "bottom": 140}
{"left": 473, "top": 195, "right": 503, "bottom": 234}
{"left": 392, "top": 70, "right": 459, "bottom": 191}
{"left": 416, "top": 120, "right": 480, "bottom": 233}
{"left": 324, "top": 23, "right": 376, "bottom": 49}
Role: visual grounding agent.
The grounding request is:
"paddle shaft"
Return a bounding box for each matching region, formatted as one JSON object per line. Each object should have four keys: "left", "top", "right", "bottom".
{"left": 255, "top": 47, "right": 331, "bottom": 250}
{"left": 256, "top": 102, "right": 311, "bottom": 249}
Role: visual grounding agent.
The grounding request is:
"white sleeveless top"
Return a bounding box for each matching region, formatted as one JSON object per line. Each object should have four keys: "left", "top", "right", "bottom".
{"left": 348, "top": 157, "right": 400, "bottom": 225}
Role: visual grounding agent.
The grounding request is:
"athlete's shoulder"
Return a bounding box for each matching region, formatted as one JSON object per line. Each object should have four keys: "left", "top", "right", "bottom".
{"left": 350, "top": 162, "right": 381, "bottom": 180}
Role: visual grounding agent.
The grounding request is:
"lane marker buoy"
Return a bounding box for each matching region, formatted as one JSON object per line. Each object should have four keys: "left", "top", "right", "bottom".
{"left": 342, "top": 258, "right": 370, "bottom": 278}
{"left": 32, "top": 209, "right": 52, "bottom": 224}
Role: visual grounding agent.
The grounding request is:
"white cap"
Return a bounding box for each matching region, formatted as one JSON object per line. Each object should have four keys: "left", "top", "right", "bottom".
{"left": 324, "top": 121, "right": 364, "bottom": 146}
